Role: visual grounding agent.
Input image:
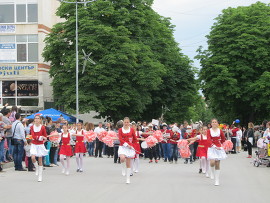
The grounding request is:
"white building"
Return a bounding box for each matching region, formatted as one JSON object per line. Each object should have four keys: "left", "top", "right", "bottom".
{"left": 0, "top": 0, "right": 61, "bottom": 113}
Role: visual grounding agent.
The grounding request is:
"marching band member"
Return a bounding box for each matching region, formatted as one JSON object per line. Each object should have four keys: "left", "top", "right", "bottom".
{"left": 160, "top": 123, "right": 172, "bottom": 162}
{"left": 142, "top": 124, "right": 158, "bottom": 163}
{"left": 59, "top": 124, "right": 73, "bottom": 175}
{"left": 207, "top": 119, "right": 226, "bottom": 186}
{"left": 132, "top": 123, "right": 144, "bottom": 172}
{"left": 118, "top": 117, "right": 138, "bottom": 184}
{"left": 187, "top": 126, "right": 210, "bottom": 177}
{"left": 30, "top": 115, "right": 48, "bottom": 182}
{"left": 169, "top": 127, "right": 180, "bottom": 163}
{"left": 72, "top": 123, "right": 87, "bottom": 172}
{"left": 183, "top": 125, "right": 194, "bottom": 164}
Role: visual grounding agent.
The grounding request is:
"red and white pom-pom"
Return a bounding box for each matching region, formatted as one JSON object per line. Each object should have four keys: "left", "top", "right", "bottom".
{"left": 49, "top": 131, "right": 59, "bottom": 142}
{"left": 84, "top": 131, "right": 97, "bottom": 142}
{"left": 145, "top": 136, "right": 158, "bottom": 148}
{"left": 107, "top": 131, "right": 117, "bottom": 138}
{"left": 177, "top": 139, "right": 189, "bottom": 149}
{"left": 153, "top": 130, "right": 163, "bottom": 142}
{"left": 97, "top": 131, "right": 108, "bottom": 141}
{"left": 102, "top": 136, "right": 114, "bottom": 147}
{"left": 222, "top": 140, "right": 233, "bottom": 152}
{"left": 179, "top": 147, "right": 191, "bottom": 158}
{"left": 177, "top": 139, "right": 191, "bottom": 158}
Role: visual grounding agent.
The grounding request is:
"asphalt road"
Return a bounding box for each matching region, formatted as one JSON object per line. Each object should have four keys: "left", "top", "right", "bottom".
{"left": 0, "top": 151, "right": 269, "bottom": 203}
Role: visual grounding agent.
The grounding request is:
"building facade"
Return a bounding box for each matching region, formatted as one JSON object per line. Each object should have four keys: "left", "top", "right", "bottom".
{"left": 0, "top": 0, "right": 61, "bottom": 113}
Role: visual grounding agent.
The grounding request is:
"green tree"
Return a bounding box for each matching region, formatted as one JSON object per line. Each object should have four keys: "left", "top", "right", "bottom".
{"left": 196, "top": 2, "right": 270, "bottom": 125}
{"left": 43, "top": 0, "right": 196, "bottom": 122}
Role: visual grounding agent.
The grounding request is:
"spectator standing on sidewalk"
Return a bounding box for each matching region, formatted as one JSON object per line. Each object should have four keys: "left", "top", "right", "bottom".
{"left": 12, "top": 113, "right": 27, "bottom": 171}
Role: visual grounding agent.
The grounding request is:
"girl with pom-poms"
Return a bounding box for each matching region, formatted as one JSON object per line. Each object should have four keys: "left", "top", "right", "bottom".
{"left": 187, "top": 126, "right": 210, "bottom": 177}
{"left": 207, "top": 119, "right": 226, "bottom": 186}
{"left": 118, "top": 117, "right": 138, "bottom": 184}
{"left": 30, "top": 115, "right": 48, "bottom": 182}
{"left": 72, "top": 123, "right": 87, "bottom": 172}
{"left": 59, "top": 124, "right": 73, "bottom": 175}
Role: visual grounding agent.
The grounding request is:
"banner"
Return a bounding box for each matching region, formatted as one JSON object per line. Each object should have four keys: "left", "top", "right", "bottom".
{"left": 0, "top": 44, "right": 16, "bottom": 63}
{"left": 0, "top": 64, "right": 37, "bottom": 78}
{"left": 0, "top": 25, "right": 16, "bottom": 33}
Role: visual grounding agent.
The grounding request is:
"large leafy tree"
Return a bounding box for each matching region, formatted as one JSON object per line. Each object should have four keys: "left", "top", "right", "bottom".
{"left": 196, "top": 2, "right": 270, "bottom": 124}
{"left": 43, "top": 0, "right": 196, "bottom": 122}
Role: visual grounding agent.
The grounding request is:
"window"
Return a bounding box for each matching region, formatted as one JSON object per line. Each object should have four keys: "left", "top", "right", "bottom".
{"left": 0, "top": 35, "right": 38, "bottom": 62}
{"left": 1, "top": 80, "right": 39, "bottom": 106}
{"left": 16, "top": 4, "right": 26, "bottom": 22}
{"left": 0, "top": 1, "right": 38, "bottom": 24}
{"left": 0, "top": 4, "right": 14, "bottom": 23}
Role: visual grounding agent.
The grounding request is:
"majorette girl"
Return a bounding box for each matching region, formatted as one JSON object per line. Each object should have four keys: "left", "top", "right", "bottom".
{"left": 142, "top": 124, "right": 158, "bottom": 163}
{"left": 207, "top": 119, "right": 227, "bottom": 186}
{"left": 187, "top": 126, "right": 210, "bottom": 177}
{"left": 118, "top": 117, "right": 138, "bottom": 184}
{"left": 72, "top": 123, "right": 87, "bottom": 172}
{"left": 30, "top": 115, "right": 48, "bottom": 182}
{"left": 59, "top": 124, "right": 73, "bottom": 175}
{"left": 131, "top": 123, "right": 144, "bottom": 173}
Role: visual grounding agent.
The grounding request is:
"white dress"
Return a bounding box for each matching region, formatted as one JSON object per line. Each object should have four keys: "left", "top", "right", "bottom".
{"left": 30, "top": 125, "right": 49, "bottom": 157}
{"left": 207, "top": 129, "right": 227, "bottom": 160}
{"left": 118, "top": 127, "right": 136, "bottom": 158}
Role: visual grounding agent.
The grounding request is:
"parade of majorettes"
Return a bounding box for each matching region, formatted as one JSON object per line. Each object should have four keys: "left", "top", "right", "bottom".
{"left": 1, "top": 107, "right": 269, "bottom": 185}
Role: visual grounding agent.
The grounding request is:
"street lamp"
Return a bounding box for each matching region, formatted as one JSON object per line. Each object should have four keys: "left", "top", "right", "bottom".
{"left": 57, "top": 0, "right": 95, "bottom": 123}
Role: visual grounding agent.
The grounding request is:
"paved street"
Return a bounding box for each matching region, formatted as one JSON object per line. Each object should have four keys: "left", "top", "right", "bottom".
{"left": 0, "top": 152, "right": 269, "bottom": 203}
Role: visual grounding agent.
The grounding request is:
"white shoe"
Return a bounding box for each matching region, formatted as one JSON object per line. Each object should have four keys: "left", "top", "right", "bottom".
{"left": 134, "top": 170, "right": 139, "bottom": 173}
{"left": 205, "top": 172, "right": 210, "bottom": 178}
{"left": 65, "top": 170, "right": 69, "bottom": 176}
{"left": 38, "top": 166, "right": 43, "bottom": 182}
{"left": 126, "top": 168, "right": 131, "bottom": 184}
{"left": 214, "top": 170, "right": 220, "bottom": 186}
{"left": 79, "top": 169, "right": 83, "bottom": 172}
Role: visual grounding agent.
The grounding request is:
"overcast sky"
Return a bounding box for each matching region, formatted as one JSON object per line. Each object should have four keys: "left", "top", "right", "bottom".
{"left": 152, "top": 0, "right": 269, "bottom": 68}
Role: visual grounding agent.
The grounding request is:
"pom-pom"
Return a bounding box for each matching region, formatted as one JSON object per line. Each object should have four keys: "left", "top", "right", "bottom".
{"left": 97, "top": 131, "right": 108, "bottom": 141}
{"left": 177, "top": 140, "right": 191, "bottom": 158}
{"left": 153, "top": 130, "right": 163, "bottom": 142}
{"left": 222, "top": 140, "right": 233, "bottom": 152}
{"left": 102, "top": 136, "right": 114, "bottom": 147}
{"left": 177, "top": 139, "right": 189, "bottom": 148}
{"left": 49, "top": 131, "right": 59, "bottom": 142}
{"left": 84, "top": 131, "right": 97, "bottom": 142}
{"left": 145, "top": 136, "right": 158, "bottom": 148}
{"left": 107, "top": 131, "right": 117, "bottom": 138}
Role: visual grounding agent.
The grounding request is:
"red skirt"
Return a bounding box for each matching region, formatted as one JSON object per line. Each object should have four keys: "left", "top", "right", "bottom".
{"left": 196, "top": 145, "right": 208, "bottom": 158}
{"left": 59, "top": 145, "right": 73, "bottom": 156}
{"left": 133, "top": 142, "right": 141, "bottom": 154}
{"left": 75, "top": 142, "right": 87, "bottom": 153}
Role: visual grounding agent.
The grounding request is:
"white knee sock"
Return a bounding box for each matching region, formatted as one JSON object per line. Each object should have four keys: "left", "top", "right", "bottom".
{"left": 201, "top": 157, "right": 206, "bottom": 173}
{"left": 134, "top": 155, "right": 139, "bottom": 172}
{"left": 79, "top": 153, "right": 83, "bottom": 170}
{"left": 205, "top": 159, "right": 210, "bottom": 177}
{"left": 76, "top": 153, "right": 80, "bottom": 169}
{"left": 210, "top": 166, "right": 215, "bottom": 179}
{"left": 121, "top": 162, "right": 126, "bottom": 176}
{"left": 60, "top": 155, "right": 66, "bottom": 173}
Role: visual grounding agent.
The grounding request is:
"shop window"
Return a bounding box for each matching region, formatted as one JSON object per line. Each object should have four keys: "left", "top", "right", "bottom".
{"left": 17, "top": 98, "right": 38, "bottom": 106}
{"left": 3, "top": 98, "right": 16, "bottom": 106}
{"left": 2, "top": 81, "right": 16, "bottom": 97}
{"left": 17, "top": 81, "right": 38, "bottom": 96}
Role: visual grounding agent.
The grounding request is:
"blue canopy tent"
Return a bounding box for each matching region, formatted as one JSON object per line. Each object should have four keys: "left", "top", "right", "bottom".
{"left": 25, "top": 108, "right": 82, "bottom": 123}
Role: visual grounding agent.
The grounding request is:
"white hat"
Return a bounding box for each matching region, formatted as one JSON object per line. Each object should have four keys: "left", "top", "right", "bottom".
{"left": 0, "top": 113, "right": 3, "bottom": 117}
{"left": 187, "top": 125, "right": 192, "bottom": 129}
{"left": 162, "top": 123, "right": 167, "bottom": 126}
{"left": 148, "top": 123, "right": 153, "bottom": 127}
